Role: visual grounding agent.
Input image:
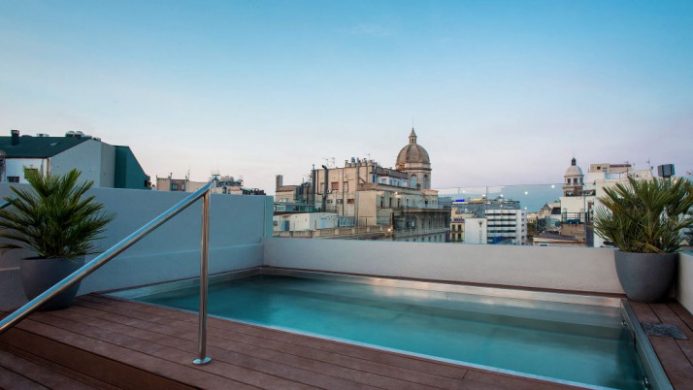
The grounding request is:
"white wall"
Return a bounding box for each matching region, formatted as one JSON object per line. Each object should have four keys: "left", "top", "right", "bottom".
{"left": 464, "top": 218, "right": 487, "bottom": 244}
{"left": 99, "top": 143, "right": 116, "bottom": 187}
{"left": 677, "top": 252, "right": 693, "bottom": 314}
{"left": 50, "top": 140, "right": 104, "bottom": 186}
{"left": 0, "top": 184, "right": 272, "bottom": 310}
{"left": 264, "top": 238, "right": 625, "bottom": 294}
{"left": 4, "top": 158, "right": 47, "bottom": 182}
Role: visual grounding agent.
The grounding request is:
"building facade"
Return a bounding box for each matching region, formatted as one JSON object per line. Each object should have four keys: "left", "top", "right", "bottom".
{"left": 450, "top": 198, "right": 527, "bottom": 245}
{"left": 275, "top": 128, "right": 449, "bottom": 242}
{"left": 0, "top": 130, "right": 149, "bottom": 189}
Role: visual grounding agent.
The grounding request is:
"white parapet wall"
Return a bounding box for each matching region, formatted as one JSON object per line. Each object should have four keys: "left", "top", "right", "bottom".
{"left": 678, "top": 251, "right": 693, "bottom": 314}
{"left": 0, "top": 184, "right": 273, "bottom": 310}
{"left": 264, "top": 238, "right": 625, "bottom": 294}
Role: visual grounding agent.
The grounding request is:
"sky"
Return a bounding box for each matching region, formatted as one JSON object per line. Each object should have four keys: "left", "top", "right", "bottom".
{"left": 1, "top": 0, "right": 692, "bottom": 193}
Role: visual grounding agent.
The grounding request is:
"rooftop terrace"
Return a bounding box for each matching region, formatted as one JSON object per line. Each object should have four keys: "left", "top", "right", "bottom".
{"left": 0, "top": 184, "right": 691, "bottom": 389}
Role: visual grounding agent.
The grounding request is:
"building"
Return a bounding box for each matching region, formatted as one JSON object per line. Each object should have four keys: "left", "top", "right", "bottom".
{"left": 450, "top": 198, "right": 527, "bottom": 245}
{"left": 450, "top": 209, "right": 487, "bottom": 245}
{"left": 558, "top": 158, "right": 658, "bottom": 247}
{"left": 532, "top": 231, "right": 585, "bottom": 247}
{"left": 536, "top": 201, "right": 562, "bottom": 232}
{"left": 562, "top": 157, "right": 584, "bottom": 197}
{"left": 395, "top": 129, "right": 432, "bottom": 189}
{"left": 276, "top": 128, "right": 448, "bottom": 242}
{"left": 274, "top": 212, "right": 338, "bottom": 233}
{"left": 0, "top": 129, "right": 149, "bottom": 189}
{"left": 486, "top": 204, "right": 527, "bottom": 245}
{"left": 156, "top": 174, "right": 265, "bottom": 195}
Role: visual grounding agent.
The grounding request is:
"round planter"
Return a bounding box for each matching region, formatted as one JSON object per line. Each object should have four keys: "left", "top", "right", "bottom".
{"left": 615, "top": 251, "right": 678, "bottom": 302}
{"left": 20, "top": 257, "right": 85, "bottom": 310}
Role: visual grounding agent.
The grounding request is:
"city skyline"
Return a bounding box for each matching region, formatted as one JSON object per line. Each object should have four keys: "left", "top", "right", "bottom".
{"left": 1, "top": 0, "right": 692, "bottom": 192}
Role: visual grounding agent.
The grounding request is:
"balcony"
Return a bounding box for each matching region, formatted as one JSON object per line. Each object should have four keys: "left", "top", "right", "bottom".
{"left": 0, "top": 185, "right": 691, "bottom": 389}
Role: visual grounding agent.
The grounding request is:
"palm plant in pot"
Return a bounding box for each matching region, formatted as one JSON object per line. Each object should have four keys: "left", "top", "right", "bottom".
{"left": 0, "top": 169, "right": 113, "bottom": 310}
{"left": 594, "top": 176, "right": 693, "bottom": 302}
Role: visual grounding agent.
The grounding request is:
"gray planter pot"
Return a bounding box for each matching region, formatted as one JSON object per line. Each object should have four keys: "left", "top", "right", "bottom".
{"left": 20, "top": 257, "right": 85, "bottom": 310}
{"left": 615, "top": 251, "right": 678, "bottom": 302}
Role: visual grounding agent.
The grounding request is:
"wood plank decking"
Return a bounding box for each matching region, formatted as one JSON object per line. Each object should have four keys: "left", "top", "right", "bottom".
{"left": 630, "top": 300, "right": 693, "bottom": 390}
{"left": 0, "top": 294, "right": 581, "bottom": 390}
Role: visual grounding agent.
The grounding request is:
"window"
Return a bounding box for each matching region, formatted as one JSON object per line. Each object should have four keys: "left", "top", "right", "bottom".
{"left": 171, "top": 183, "right": 178, "bottom": 191}
{"left": 331, "top": 181, "right": 339, "bottom": 191}
{"left": 24, "top": 168, "right": 39, "bottom": 177}
{"left": 347, "top": 199, "right": 354, "bottom": 204}
{"left": 8, "top": 176, "right": 19, "bottom": 183}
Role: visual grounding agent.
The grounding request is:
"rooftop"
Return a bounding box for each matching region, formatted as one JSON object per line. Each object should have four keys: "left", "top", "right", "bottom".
{"left": 0, "top": 183, "right": 690, "bottom": 389}
{"left": 0, "top": 131, "right": 91, "bottom": 158}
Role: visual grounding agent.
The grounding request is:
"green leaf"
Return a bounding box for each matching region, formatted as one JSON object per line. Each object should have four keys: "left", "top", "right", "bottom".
{"left": 0, "top": 169, "right": 114, "bottom": 259}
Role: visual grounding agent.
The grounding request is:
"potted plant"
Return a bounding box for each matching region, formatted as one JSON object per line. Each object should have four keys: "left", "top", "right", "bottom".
{"left": 594, "top": 176, "right": 693, "bottom": 302}
{"left": 0, "top": 169, "right": 113, "bottom": 310}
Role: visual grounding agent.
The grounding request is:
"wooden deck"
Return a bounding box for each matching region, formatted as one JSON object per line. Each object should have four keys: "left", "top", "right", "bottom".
{"left": 630, "top": 300, "right": 693, "bottom": 390}
{"left": 0, "top": 294, "right": 582, "bottom": 390}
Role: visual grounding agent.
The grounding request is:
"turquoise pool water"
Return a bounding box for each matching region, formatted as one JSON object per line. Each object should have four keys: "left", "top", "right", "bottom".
{"left": 129, "top": 274, "right": 644, "bottom": 389}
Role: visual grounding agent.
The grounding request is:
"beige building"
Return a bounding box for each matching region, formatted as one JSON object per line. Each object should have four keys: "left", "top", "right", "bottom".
{"left": 276, "top": 128, "right": 448, "bottom": 242}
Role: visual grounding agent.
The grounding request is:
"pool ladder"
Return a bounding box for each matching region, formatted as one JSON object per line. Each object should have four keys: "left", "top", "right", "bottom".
{"left": 0, "top": 180, "right": 216, "bottom": 365}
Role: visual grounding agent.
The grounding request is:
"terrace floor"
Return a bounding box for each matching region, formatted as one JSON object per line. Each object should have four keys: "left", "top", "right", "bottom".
{"left": 0, "top": 294, "right": 583, "bottom": 390}
{"left": 630, "top": 300, "right": 693, "bottom": 390}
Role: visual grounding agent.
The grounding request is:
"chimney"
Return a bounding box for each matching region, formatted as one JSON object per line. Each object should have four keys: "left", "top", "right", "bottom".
{"left": 322, "top": 165, "right": 329, "bottom": 211}
{"left": 275, "top": 175, "right": 283, "bottom": 190}
{"left": 11, "top": 130, "right": 19, "bottom": 145}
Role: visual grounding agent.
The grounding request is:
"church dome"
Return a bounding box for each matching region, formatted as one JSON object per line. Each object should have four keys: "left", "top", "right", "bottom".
{"left": 565, "top": 157, "right": 583, "bottom": 177}
{"left": 396, "top": 128, "right": 430, "bottom": 166}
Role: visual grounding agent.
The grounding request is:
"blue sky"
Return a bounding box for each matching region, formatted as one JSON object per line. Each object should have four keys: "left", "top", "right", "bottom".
{"left": 1, "top": 0, "right": 692, "bottom": 192}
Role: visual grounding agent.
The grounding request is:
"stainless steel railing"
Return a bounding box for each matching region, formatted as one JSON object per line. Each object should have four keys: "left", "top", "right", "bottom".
{"left": 0, "top": 181, "right": 215, "bottom": 365}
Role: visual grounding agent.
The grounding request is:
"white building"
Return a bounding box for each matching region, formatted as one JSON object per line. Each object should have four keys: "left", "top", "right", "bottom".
{"left": 558, "top": 158, "right": 656, "bottom": 247}
{"left": 486, "top": 207, "right": 527, "bottom": 245}
{"left": 463, "top": 217, "right": 488, "bottom": 244}
{"left": 450, "top": 199, "right": 526, "bottom": 245}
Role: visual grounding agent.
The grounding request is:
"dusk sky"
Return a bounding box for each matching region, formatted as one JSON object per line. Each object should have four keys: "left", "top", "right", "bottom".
{"left": 1, "top": 0, "right": 692, "bottom": 193}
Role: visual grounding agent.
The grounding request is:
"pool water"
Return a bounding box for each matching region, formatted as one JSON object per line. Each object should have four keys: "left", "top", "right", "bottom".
{"left": 130, "top": 274, "right": 644, "bottom": 389}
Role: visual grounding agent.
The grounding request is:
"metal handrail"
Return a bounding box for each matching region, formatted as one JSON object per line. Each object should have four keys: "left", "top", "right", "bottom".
{"left": 0, "top": 181, "right": 215, "bottom": 365}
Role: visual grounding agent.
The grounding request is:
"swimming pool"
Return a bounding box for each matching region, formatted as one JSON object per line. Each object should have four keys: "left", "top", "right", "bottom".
{"left": 116, "top": 272, "right": 647, "bottom": 389}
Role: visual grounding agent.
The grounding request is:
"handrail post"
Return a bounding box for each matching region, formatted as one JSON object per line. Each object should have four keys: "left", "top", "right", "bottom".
{"left": 193, "top": 191, "right": 212, "bottom": 365}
